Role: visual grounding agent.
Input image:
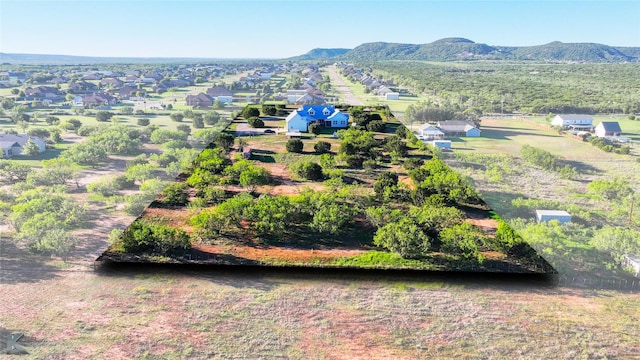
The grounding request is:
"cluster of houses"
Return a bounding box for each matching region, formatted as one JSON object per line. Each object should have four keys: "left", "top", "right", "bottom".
{"left": 336, "top": 62, "right": 406, "bottom": 100}
{"left": 551, "top": 114, "right": 626, "bottom": 141}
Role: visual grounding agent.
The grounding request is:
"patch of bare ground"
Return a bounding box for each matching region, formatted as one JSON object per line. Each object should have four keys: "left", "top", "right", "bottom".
{"left": 193, "top": 243, "right": 368, "bottom": 263}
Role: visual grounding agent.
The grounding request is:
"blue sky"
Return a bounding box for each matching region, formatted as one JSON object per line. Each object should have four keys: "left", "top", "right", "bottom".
{"left": 1, "top": 0, "right": 639, "bottom": 58}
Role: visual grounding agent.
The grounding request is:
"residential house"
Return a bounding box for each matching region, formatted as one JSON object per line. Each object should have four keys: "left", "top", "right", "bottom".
{"left": 206, "top": 85, "right": 233, "bottom": 103}
{"left": 551, "top": 114, "right": 593, "bottom": 129}
{"left": 67, "top": 81, "right": 98, "bottom": 94}
{"left": 295, "top": 93, "right": 325, "bottom": 105}
{"left": 185, "top": 93, "right": 214, "bottom": 108}
{"left": 286, "top": 105, "right": 349, "bottom": 132}
{"left": 82, "top": 92, "right": 117, "bottom": 108}
{"left": 417, "top": 124, "right": 445, "bottom": 140}
{"left": 116, "top": 85, "right": 138, "bottom": 100}
{"left": 24, "top": 86, "right": 64, "bottom": 102}
{"left": 594, "top": 121, "right": 622, "bottom": 137}
{"left": 436, "top": 120, "right": 481, "bottom": 137}
{"left": 0, "top": 134, "right": 46, "bottom": 157}
{"left": 100, "top": 77, "right": 124, "bottom": 88}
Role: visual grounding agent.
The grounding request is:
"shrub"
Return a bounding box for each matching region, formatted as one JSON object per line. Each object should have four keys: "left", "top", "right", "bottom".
{"left": 345, "top": 155, "right": 364, "bottom": 168}
{"left": 137, "top": 118, "right": 150, "bottom": 126}
{"left": 286, "top": 139, "right": 304, "bottom": 153}
{"left": 170, "top": 113, "right": 184, "bottom": 122}
{"left": 247, "top": 116, "right": 264, "bottom": 128}
{"left": 314, "top": 141, "right": 331, "bottom": 154}
{"left": 291, "top": 161, "right": 323, "bottom": 181}
{"left": 241, "top": 107, "right": 260, "bottom": 119}
{"left": 403, "top": 157, "right": 424, "bottom": 170}
{"left": 366, "top": 120, "right": 386, "bottom": 132}
{"left": 363, "top": 159, "right": 377, "bottom": 170}
{"left": 119, "top": 219, "right": 191, "bottom": 255}
{"left": 308, "top": 123, "right": 321, "bottom": 135}
{"left": 160, "top": 183, "right": 190, "bottom": 206}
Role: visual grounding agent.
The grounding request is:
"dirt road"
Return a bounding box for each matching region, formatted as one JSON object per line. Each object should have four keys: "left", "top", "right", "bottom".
{"left": 325, "top": 65, "right": 365, "bottom": 106}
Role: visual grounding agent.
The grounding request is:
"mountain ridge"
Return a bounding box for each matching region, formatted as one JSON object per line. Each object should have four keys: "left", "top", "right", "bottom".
{"left": 293, "top": 38, "right": 640, "bottom": 63}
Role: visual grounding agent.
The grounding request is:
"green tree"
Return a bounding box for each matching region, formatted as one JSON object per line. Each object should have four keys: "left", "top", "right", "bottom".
{"left": 247, "top": 116, "right": 264, "bottom": 128}
{"left": 439, "top": 222, "right": 486, "bottom": 263}
{"left": 192, "top": 114, "right": 205, "bottom": 129}
{"left": 215, "top": 133, "right": 235, "bottom": 151}
{"left": 137, "top": 118, "right": 150, "bottom": 126}
{"left": 241, "top": 107, "right": 260, "bottom": 119}
{"left": 314, "top": 141, "right": 331, "bottom": 154}
{"left": 244, "top": 195, "right": 293, "bottom": 234}
{"left": 170, "top": 113, "right": 184, "bottom": 122}
{"left": 373, "top": 172, "right": 399, "bottom": 198}
{"left": 239, "top": 166, "right": 271, "bottom": 192}
{"left": 22, "top": 139, "right": 41, "bottom": 156}
{"left": 286, "top": 139, "right": 304, "bottom": 153}
{"left": 291, "top": 161, "right": 323, "bottom": 181}
{"left": 204, "top": 111, "right": 221, "bottom": 125}
{"left": 160, "top": 183, "right": 190, "bottom": 206}
{"left": 308, "top": 123, "right": 321, "bottom": 135}
{"left": 95, "top": 111, "right": 114, "bottom": 122}
{"left": 373, "top": 217, "right": 431, "bottom": 259}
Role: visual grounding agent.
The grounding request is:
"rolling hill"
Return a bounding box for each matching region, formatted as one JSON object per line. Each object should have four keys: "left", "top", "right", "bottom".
{"left": 293, "top": 38, "right": 640, "bottom": 63}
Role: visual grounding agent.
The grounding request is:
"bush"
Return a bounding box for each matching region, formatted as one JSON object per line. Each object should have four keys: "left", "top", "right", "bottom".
{"left": 286, "top": 139, "right": 304, "bottom": 153}
{"left": 314, "top": 141, "right": 331, "bottom": 154}
{"left": 160, "top": 183, "right": 190, "bottom": 206}
{"left": 170, "top": 113, "right": 184, "bottom": 122}
{"left": 345, "top": 155, "right": 364, "bottom": 168}
{"left": 247, "top": 116, "right": 264, "bottom": 128}
{"left": 366, "top": 120, "right": 386, "bottom": 132}
{"left": 119, "top": 219, "right": 191, "bottom": 255}
{"left": 137, "top": 118, "right": 150, "bottom": 126}
{"left": 308, "top": 123, "right": 321, "bottom": 135}
{"left": 291, "top": 161, "right": 323, "bottom": 181}
{"left": 241, "top": 107, "right": 260, "bottom": 119}
{"left": 403, "top": 157, "right": 424, "bottom": 170}
{"left": 363, "top": 159, "right": 377, "bottom": 170}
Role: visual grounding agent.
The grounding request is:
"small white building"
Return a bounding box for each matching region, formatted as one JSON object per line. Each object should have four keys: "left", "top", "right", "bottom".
{"left": 431, "top": 140, "right": 451, "bottom": 149}
{"left": 385, "top": 92, "right": 400, "bottom": 100}
{"left": 621, "top": 254, "right": 640, "bottom": 278}
{"left": 536, "top": 210, "right": 572, "bottom": 224}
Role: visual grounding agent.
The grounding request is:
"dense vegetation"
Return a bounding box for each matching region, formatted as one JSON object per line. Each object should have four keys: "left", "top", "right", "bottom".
{"left": 358, "top": 61, "right": 640, "bottom": 114}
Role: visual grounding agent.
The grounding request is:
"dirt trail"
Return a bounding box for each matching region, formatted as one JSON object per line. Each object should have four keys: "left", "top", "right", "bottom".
{"left": 325, "top": 65, "right": 365, "bottom": 106}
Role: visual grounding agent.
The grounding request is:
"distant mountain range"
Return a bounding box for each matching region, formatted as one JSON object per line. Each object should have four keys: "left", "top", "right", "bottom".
{"left": 292, "top": 38, "right": 640, "bottom": 63}
{"left": 1, "top": 38, "right": 639, "bottom": 64}
{"left": 0, "top": 53, "right": 268, "bottom": 65}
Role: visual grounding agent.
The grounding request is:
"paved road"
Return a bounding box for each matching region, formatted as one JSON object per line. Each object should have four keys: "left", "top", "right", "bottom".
{"left": 325, "top": 65, "right": 365, "bottom": 106}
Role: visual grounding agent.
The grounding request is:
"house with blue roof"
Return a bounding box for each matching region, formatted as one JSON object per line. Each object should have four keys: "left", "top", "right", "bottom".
{"left": 285, "top": 105, "right": 349, "bottom": 132}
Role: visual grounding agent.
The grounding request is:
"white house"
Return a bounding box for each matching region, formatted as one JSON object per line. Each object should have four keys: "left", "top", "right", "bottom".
{"left": 286, "top": 105, "right": 349, "bottom": 132}
{"left": 551, "top": 114, "right": 593, "bottom": 129}
{"left": 535, "top": 210, "right": 572, "bottom": 224}
{"left": 594, "top": 121, "right": 622, "bottom": 137}
{"left": 417, "top": 124, "right": 445, "bottom": 140}
{"left": 0, "top": 135, "right": 46, "bottom": 157}
{"left": 621, "top": 254, "right": 640, "bottom": 278}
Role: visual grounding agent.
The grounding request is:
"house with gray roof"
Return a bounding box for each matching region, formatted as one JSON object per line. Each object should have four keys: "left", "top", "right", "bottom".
{"left": 0, "top": 135, "right": 46, "bottom": 158}
{"left": 594, "top": 121, "right": 622, "bottom": 138}
{"left": 436, "top": 120, "right": 481, "bottom": 137}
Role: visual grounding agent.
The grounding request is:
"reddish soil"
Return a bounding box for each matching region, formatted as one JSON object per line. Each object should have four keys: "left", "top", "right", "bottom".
{"left": 193, "top": 243, "right": 368, "bottom": 263}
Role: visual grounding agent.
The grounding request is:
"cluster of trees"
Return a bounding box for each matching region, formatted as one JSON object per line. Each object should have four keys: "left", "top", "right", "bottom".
{"left": 365, "top": 61, "right": 640, "bottom": 115}
{"left": 519, "top": 145, "right": 577, "bottom": 179}
{"left": 190, "top": 189, "right": 355, "bottom": 241}
{"left": 588, "top": 137, "right": 630, "bottom": 155}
